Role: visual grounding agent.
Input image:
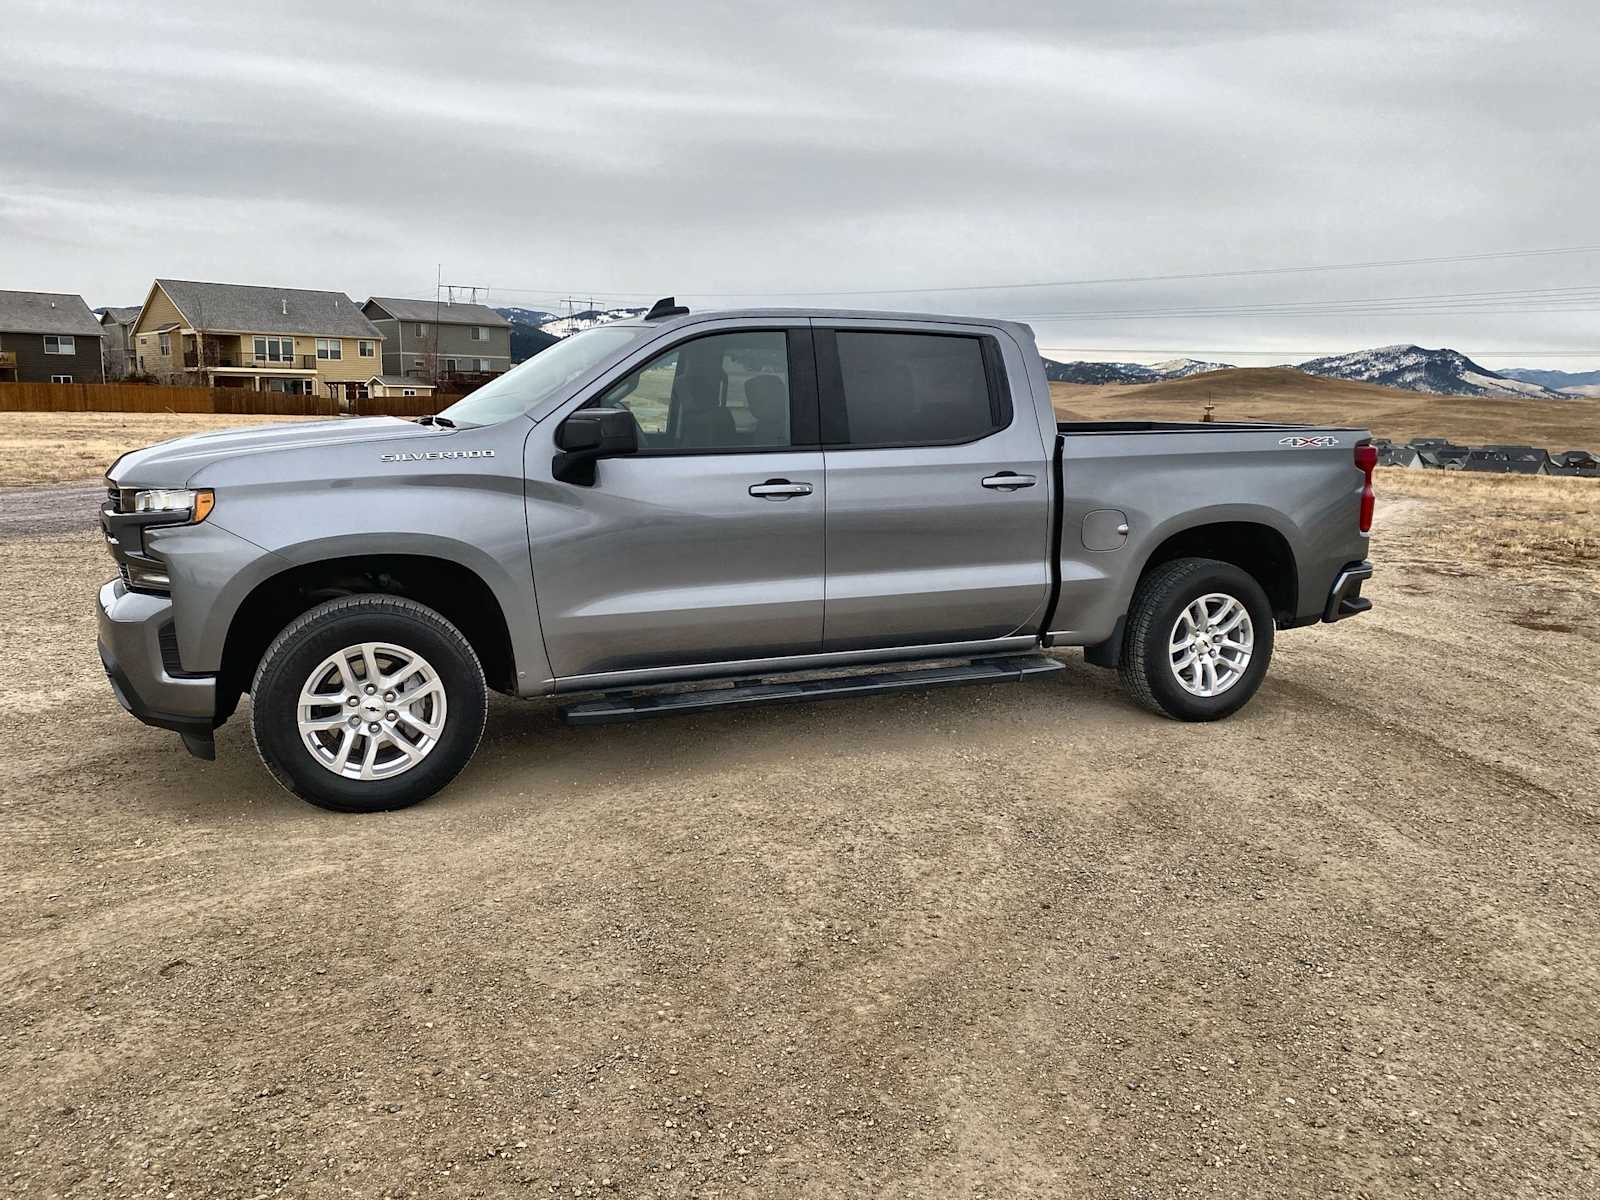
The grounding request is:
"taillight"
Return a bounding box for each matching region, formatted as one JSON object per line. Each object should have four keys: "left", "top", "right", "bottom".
{"left": 1354, "top": 443, "right": 1377, "bottom": 533}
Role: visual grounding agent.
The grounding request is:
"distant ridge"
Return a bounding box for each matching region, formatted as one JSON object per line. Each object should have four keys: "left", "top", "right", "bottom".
{"left": 1046, "top": 344, "right": 1578, "bottom": 400}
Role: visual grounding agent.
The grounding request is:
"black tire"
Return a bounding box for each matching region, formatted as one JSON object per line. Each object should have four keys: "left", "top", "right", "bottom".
{"left": 250, "top": 595, "right": 487, "bottom": 813}
{"left": 1117, "top": 557, "right": 1275, "bottom": 722}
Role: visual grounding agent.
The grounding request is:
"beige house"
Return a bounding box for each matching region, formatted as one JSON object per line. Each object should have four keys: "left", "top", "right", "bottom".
{"left": 367, "top": 374, "right": 438, "bottom": 398}
{"left": 131, "top": 279, "right": 384, "bottom": 401}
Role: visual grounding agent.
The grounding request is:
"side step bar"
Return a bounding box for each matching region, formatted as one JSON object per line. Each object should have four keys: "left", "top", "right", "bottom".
{"left": 561, "top": 653, "right": 1065, "bottom": 727}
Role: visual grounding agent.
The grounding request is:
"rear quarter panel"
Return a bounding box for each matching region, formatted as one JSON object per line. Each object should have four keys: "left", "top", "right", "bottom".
{"left": 1048, "top": 429, "right": 1371, "bottom": 645}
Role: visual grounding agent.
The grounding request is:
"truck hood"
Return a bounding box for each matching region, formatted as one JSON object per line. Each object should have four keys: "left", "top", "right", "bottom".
{"left": 106, "top": 417, "right": 440, "bottom": 486}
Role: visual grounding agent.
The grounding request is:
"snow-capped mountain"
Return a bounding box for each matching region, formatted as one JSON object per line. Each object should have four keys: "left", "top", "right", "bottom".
{"left": 494, "top": 307, "right": 558, "bottom": 326}
{"left": 534, "top": 307, "right": 647, "bottom": 338}
{"left": 1042, "top": 357, "right": 1232, "bottom": 384}
{"left": 1294, "top": 345, "right": 1569, "bottom": 399}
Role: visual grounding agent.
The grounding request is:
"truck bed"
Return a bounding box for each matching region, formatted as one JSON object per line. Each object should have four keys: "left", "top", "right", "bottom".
{"left": 1043, "top": 419, "right": 1372, "bottom": 647}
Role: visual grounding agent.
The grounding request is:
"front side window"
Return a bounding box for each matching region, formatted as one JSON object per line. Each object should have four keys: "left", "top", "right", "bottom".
{"left": 44, "top": 334, "right": 75, "bottom": 354}
{"left": 829, "top": 331, "right": 1001, "bottom": 446}
{"left": 316, "top": 338, "right": 342, "bottom": 360}
{"left": 592, "top": 330, "right": 791, "bottom": 452}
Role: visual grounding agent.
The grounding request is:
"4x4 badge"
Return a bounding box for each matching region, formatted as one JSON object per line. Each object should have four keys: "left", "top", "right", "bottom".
{"left": 1278, "top": 436, "right": 1340, "bottom": 448}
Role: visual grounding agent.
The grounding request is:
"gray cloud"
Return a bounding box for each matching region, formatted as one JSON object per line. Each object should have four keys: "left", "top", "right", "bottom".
{"left": 3, "top": 0, "right": 1598, "bottom": 367}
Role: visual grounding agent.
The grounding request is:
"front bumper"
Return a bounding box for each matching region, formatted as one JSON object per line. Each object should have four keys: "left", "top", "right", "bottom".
{"left": 1323, "top": 560, "right": 1374, "bottom": 622}
{"left": 97, "top": 579, "right": 217, "bottom": 740}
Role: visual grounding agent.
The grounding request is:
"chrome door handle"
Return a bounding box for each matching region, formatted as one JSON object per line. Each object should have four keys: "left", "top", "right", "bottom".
{"left": 981, "top": 472, "right": 1037, "bottom": 491}
{"left": 749, "top": 479, "right": 814, "bottom": 499}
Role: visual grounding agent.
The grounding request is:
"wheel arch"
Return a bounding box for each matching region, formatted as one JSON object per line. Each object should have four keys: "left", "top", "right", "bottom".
{"left": 216, "top": 552, "right": 522, "bottom": 719}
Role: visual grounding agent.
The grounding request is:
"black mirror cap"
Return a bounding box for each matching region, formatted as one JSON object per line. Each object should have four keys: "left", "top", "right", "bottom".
{"left": 552, "top": 407, "right": 640, "bottom": 485}
{"left": 556, "top": 407, "right": 639, "bottom": 454}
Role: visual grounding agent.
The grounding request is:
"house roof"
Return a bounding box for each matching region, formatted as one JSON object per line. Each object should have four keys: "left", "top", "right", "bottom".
{"left": 368, "top": 374, "right": 437, "bottom": 390}
{"left": 100, "top": 306, "right": 142, "bottom": 325}
{"left": 155, "top": 279, "right": 382, "bottom": 338}
{"left": 0, "top": 290, "right": 104, "bottom": 337}
{"left": 365, "top": 297, "right": 510, "bottom": 328}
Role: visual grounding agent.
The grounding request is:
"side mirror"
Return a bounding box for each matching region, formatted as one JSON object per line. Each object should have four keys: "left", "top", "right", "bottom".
{"left": 553, "top": 406, "right": 639, "bottom": 485}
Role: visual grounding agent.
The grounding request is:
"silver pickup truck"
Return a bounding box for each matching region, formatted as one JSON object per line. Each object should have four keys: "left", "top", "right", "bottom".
{"left": 99, "top": 300, "right": 1375, "bottom": 812}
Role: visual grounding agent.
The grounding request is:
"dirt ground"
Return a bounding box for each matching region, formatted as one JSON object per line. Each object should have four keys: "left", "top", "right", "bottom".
{"left": 2, "top": 419, "right": 1598, "bottom": 1198}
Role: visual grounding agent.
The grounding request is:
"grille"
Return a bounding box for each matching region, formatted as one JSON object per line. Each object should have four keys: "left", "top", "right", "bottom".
{"left": 106, "top": 486, "right": 133, "bottom": 514}
{"left": 118, "top": 562, "right": 131, "bottom": 587}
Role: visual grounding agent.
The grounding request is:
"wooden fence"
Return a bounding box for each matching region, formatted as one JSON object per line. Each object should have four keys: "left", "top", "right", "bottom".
{"left": 351, "top": 392, "right": 453, "bottom": 419}
{"left": 0, "top": 382, "right": 338, "bottom": 416}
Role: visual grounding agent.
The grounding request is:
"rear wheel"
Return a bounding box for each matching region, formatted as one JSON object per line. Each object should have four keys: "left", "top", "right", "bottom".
{"left": 1117, "top": 558, "right": 1274, "bottom": 721}
{"left": 251, "top": 595, "right": 487, "bottom": 812}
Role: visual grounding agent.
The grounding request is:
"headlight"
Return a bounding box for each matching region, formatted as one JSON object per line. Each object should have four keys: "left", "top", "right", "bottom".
{"left": 132, "top": 488, "right": 214, "bottom": 522}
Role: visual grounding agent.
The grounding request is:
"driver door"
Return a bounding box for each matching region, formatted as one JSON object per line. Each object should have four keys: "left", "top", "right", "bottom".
{"left": 526, "top": 321, "right": 826, "bottom": 682}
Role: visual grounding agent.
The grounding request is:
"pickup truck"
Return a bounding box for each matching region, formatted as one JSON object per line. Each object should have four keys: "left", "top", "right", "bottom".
{"left": 99, "top": 300, "right": 1375, "bottom": 812}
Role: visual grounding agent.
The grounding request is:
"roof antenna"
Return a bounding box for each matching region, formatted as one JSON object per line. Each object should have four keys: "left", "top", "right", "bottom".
{"left": 645, "top": 296, "right": 689, "bottom": 320}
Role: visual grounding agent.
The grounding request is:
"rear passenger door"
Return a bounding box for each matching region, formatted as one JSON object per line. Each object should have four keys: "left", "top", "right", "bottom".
{"left": 815, "top": 323, "right": 1052, "bottom": 652}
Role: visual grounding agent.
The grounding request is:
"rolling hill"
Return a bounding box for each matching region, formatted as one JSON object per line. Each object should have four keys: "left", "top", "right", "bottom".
{"left": 1049, "top": 367, "right": 1598, "bottom": 448}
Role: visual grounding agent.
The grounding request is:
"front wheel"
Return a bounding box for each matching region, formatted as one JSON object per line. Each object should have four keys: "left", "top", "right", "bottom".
{"left": 251, "top": 595, "right": 488, "bottom": 812}
{"left": 1117, "top": 558, "right": 1275, "bottom": 721}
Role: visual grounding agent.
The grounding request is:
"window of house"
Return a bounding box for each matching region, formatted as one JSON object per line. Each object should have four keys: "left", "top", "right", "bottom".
{"left": 590, "top": 330, "right": 792, "bottom": 451}
{"left": 254, "top": 336, "right": 294, "bottom": 363}
{"left": 358, "top": 339, "right": 375, "bottom": 357}
{"left": 44, "top": 335, "right": 75, "bottom": 354}
{"left": 470, "top": 326, "right": 487, "bottom": 342}
{"left": 51, "top": 373, "right": 73, "bottom": 384}
{"left": 442, "top": 358, "right": 458, "bottom": 374}
{"left": 403, "top": 388, "right": 417, "bottom": 397}
{"left": 476, "top": 358, "right": 492, "bottom": 372}
{"left": 316, "top": 338, "right": 342, "bottom": 360}
{"left": 158, "top": 332, "right": 171, "bottom": 355}
{"left": 827, "top": 331, "right": 1003, "bottom": 447}
{"left": 414, "top": 323, "right": 428, "bottom": 336}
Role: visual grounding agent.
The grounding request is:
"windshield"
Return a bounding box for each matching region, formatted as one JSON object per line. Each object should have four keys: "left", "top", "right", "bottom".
{"left": 436, "top": 326, "right": 644, "bottom": 427}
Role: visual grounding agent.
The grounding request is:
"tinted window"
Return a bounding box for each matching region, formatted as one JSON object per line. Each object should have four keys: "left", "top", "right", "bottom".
{"left": 833, "top": 332, "right": 998, "bottom": 446}
{"left": 594, "top": 330, "right": 792, "bottom": 452}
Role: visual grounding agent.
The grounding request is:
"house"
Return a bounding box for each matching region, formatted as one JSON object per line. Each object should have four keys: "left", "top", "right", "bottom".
{"left": 367, "top": 374, "right": 438, "bottom": 399}
{"left": 98, "top": 305, "right": 142, "bottom": 379}
{"left": 362, "top": 297, "right": 512, "bottom": 382}
{"left": 1546, "top": 449, "right": 1599, "bottom": 478}
{"left": 1417, "top": 443, "right": 1470, "bottom": 469}
{"left": 1460, "top": 445, "right": 1549, "bottom": 475}
{"left": 0, "top": 290, "right": 106, "bottom": 383}
{"left": 1378, "top": 445, "right": 1424, "bottom": 468}
{"left": 130, "top": 279, "right": 384, "bottom": 402}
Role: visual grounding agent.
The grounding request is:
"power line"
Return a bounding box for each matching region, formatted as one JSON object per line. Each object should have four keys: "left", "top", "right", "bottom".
{"left": 469, "top": 241, "right": 1600, "bottom": 301}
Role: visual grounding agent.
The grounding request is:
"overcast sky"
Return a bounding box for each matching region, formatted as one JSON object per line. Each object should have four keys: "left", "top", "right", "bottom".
{"left": 5, "top": 0, "right": 1600, "bottom": 367}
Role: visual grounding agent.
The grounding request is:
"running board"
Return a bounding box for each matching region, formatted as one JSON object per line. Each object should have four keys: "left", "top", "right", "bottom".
{"left": 561, "top": 654, "right": 1064, "bottom": 726}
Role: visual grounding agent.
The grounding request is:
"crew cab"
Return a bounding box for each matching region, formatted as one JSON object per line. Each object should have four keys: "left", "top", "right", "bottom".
{"left": 98, "top": 300, "right": 1375, "bottom": 812}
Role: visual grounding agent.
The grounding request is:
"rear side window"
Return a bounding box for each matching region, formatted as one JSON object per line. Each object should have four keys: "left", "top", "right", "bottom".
{"left": 827, "top": 331, "right": 1005, "bottom": 447}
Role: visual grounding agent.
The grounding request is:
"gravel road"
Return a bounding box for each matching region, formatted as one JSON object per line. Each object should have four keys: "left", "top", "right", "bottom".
{"left": 2, "top": 491, "right": 1596, "bottom": 1198}
{"left": 0, "top": 479, "right": 104, "bottom": 538}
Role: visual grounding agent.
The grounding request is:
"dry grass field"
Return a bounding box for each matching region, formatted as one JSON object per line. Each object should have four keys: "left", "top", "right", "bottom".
{"left": 1052, "top": 368, "right": 1600, "bottom": 449}
{"left": 0, "top": 412, "right": 316, "bottom": 487}
{"left": 2, "top": 411, "right": 1597, "bottom": 1198}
